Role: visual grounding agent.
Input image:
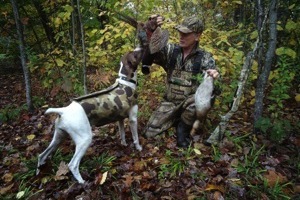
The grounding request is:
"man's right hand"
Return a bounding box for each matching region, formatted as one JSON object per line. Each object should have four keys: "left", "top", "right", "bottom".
{"left": 144, "top": 15, "right": 164, "bottom": 32}
{"left": 150, "top": 14, "right": 164, "bottom": 26}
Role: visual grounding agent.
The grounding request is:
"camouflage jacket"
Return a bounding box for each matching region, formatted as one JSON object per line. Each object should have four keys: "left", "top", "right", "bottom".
{"left": 143, "top": 43, "right": 216, "bottom": 104}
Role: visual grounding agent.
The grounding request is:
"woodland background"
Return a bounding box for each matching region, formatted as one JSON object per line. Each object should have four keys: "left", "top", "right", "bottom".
{"left": 0, "top": 0, "right": 299, "bottom": 199}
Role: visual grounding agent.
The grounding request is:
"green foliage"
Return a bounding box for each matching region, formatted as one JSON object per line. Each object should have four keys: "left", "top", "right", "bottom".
{"left": 254, "top": 55, "right": 296, "bottom": 143}
{"left": 13, "top": 156, "right": 43, "bottom": 200}
{"left": 0, "top": 104, "right": 27, "bottom": 123}
{"left": 248, "top": 179, "right": 292, "bottom": 200}
{"left": 158, "top": 149, "right": 183, "bottom": 179}
{"left": 32, "top": 96, "right": 46, "bottom": 108}
{"left": 235, "top": 142, "right": 265, "bottom": 178}
{"left": 267, "top": 56, "right": 295, "bottom": 113}
{"left": 15, "top": 157, "right": 37, "bottom": 182}
{"left": 211, "top": 145, "right": 221, "bottom": 162}
{"left": 51, "top": 149, "right": 73, "bottom": 170}
{"left": 255, "top": 117, "right": 292, "bottom": 143}
{"left": 226, "top": 132, "right": 252, "bottom": 150}
{"left": 0, "top": 36, "right": 19, "bottom": 61}
{"left": 15, "top": 181, "right": 34, "bottom": 200}
{"left": 82, "top": 152, "right": 116, "bottom": 173}
{"left": 158, "top": 147, "right": 195, "bottom": 179}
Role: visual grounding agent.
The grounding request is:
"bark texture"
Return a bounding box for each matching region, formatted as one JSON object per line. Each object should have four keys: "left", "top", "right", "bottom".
{"left": 11, "top": 0, "right": 33, "bottom": 111}
{"left": 254, "top": 0, "right": 278, "bottom": 130}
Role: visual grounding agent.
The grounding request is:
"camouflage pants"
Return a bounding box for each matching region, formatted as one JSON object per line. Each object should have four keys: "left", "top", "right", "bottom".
{"left": 144, "top": 100, "right": 196, "bottom": 138}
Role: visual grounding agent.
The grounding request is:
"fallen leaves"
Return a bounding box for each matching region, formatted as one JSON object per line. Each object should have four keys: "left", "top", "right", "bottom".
{"left": 205, "top": 183, "right": 226, "bottom": 193}
{"left": 263, "top": 170, "right": 288, "bottom": 187}
{"left": 122, "top": 173, "right": 134, "bottom": 188}
{"left": 54, "top": 161, "right": 69, "bottom": 181}
{"left": 0, "top": 73, "right": 299, "bottom": 199}
{"left": 94, "top": 171, "right": 108, "bottom": 185}
{"left": 26, "top": 134, "right": 35, "bottom": 141}
{"left": 0, "top": 184, "right": 14, "bottom": 195}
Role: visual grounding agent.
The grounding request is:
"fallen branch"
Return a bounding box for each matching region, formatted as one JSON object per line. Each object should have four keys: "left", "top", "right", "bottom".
{"left": 206, "top": 11, "right": 269, "bottom": 145}
{"left": 206, "top": 51, "right": 255, "bottom": 145}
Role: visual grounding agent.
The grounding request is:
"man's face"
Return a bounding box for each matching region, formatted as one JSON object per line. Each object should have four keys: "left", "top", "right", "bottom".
{"left": 178, "top": 31, "right": 200, "bottom": 48}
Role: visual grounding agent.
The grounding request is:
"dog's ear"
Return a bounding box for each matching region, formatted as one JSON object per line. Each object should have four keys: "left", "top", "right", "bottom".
{"left": 127, "top": 51, "right": 142, "bottom": 68}
{"left": 132, "top": 49, "right": 143, "bottom": 64}
{"left": 126, "top": 52, "right": 136, "bottom": 67}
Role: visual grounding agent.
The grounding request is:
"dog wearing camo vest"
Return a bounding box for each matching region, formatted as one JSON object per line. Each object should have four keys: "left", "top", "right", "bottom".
{"left": 36, "top": 47, "right": 143, "bottom": 184}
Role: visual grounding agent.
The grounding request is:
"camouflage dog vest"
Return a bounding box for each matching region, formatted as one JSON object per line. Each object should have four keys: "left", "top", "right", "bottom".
{"left": 74, "top": 82, "right": 138, "bottom": 127}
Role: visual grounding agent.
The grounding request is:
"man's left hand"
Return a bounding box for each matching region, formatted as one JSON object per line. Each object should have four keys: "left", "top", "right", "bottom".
{"left": 206, "top": 69, "right": 219, "bottom": 79}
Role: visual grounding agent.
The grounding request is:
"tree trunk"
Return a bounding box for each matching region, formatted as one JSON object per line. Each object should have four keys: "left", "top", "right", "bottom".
{"left": 254, "top": 0, "right": 278, "bottom": 132}
{"left": 77, "top": 0, "right": 87, "bottom": 94}
{"left": 71, "top": 0, "right": 76, "bottom": 55}
{"left": 31, "top": 0, "right": 55, "bottom": 44}
{"left": 11, "top": 0, "right": 34, "bottom": 112}
{"left": 206, "top": 10, "right": 269, "bottom": 145}
{"left": 256, "top": 0, "right": 264, "bottom": 75}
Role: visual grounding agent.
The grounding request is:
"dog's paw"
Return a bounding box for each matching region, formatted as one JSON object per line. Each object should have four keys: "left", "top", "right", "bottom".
{"left": 121, "top": 141, "right": 128, "bottom": 146}
{"left": 136, "top": 145, "right": 142, "bottom": 151}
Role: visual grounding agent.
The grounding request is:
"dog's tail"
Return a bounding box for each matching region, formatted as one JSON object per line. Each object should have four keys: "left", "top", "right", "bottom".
{"left": 45, "top": 107, "right": 65, "bottom": 115}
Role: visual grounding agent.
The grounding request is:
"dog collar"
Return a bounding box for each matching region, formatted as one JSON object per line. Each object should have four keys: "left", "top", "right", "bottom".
{"left": 120, "top": 76, "right": 137, "bottom": 85}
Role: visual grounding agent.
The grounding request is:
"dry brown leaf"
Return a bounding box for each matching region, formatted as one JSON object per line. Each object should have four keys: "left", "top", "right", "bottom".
{"left": 2, "top": 173, "right": 13, "bottom": 183}
{"left": 264, "top": 170, "right": 288, "bottom": 187}
{"left": 0, "top": 183, "right": 14, "bottom": 195}
{"left": 213, "top": 191, "right": 225, "bottom": 200}
{"left": 122, "top": 173, "right": 133, "bottom": 188}
{"left": 133, "top": 160, "right": 146, "bottom": 171}
{"left": 205, "top": 184, "right": 225, "bottom": 193}
{"left": 294, "top": 185, "right": 300, "bottom": 193}
{"left": 56, "top": 161, "right": 69, "bottom": 176}
{"left": 54, "top": 161, "right": 69, "bottom": 181}
{"left": 160, "top": 157, "right": 170, "bottom": 165}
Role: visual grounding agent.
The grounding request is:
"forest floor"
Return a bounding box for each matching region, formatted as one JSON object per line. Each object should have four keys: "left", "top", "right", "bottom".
{"left": 0, "top": 71, "right": 299, "bottom": 200}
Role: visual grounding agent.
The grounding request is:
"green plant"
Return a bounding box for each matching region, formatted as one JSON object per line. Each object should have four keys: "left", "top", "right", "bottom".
{"left": 82, "top": 152, "right": 116, "bottom": 172}
{"left": 235, "top": 142, "right": 265, "bottom": 177}
{"left": 255, "top": 117, "right": 272, "bottom": 134}
{"left": 255, "top": 117, "right": 292, "bottom": 143}
{"left": 247, "top": 179, "right": 292, "bottom": 200}
{"left": 212, "top": 145, "right": 221, "bottom": 161}
{"left": 32, "top": 96, "right": 46, "bottom": 108}
{"left": 266, "top": 180, "right": 292, "bottom": 200}
{"left": 0, "top": 104, "right": 27, "bottom": 123}
{"left": 267, "top": 56, "right": 295, "bottom": 118}
{"left": 15, "top": 180, "right": 33, "bottom": 200}
{"left": 226, "top": 132, "right": 252, "bottom": 151}
{"left": 158, "top": 147, "right": 198, "bottom": 179}
{"left": 158, "top": 149, "right": 187, "bottom": 179}
{"left": 12, "top": 156, "right": 44, "bottom": 200}
{"left": 15, "top": 157, "right": 37, "bottom": 181}
{"left": 14, "top": 180, "right": 43, "bottom": 200}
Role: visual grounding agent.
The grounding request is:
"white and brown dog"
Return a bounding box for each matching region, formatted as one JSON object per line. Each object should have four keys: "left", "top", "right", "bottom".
{"left": 37, "top": 47, "right": 143, "bottom": 184}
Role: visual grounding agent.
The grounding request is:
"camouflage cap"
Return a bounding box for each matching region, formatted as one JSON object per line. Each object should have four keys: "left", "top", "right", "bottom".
{"left": 175, "top": 16, "right": 204, "bottom": 34}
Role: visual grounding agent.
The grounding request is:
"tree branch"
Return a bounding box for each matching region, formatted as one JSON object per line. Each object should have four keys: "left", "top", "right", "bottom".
{"left": 206, "top": 9, "right": 269, "bottom": 145}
